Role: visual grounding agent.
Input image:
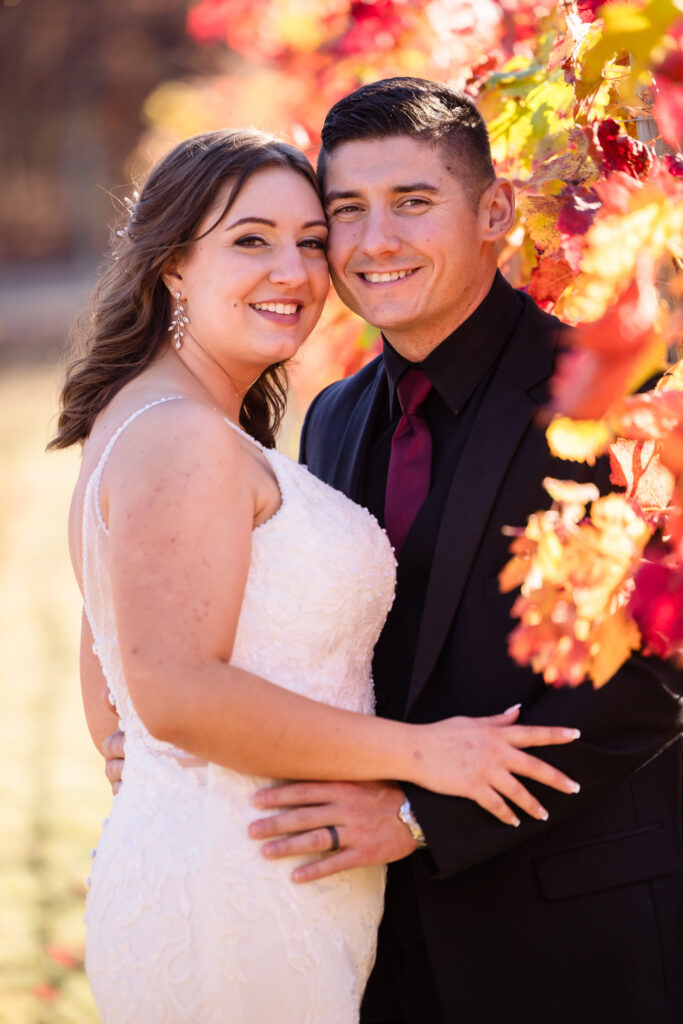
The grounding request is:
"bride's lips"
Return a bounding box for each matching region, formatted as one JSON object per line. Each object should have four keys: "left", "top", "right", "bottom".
{"left": 249, "top": 299, "right": 304, "bottom": 324}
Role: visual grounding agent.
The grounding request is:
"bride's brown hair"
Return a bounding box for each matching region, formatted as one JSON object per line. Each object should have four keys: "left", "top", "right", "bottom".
{"left": 48, "top": 129, "right": 321, "bottom": 451}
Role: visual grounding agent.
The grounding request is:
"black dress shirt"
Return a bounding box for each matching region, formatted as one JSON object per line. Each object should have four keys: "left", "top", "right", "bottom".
{"left": 362, "top": 270, "right": 524, "bottom": 720}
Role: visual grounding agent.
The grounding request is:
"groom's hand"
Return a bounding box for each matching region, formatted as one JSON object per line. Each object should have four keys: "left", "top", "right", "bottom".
{"left": 102, "top": 729, "right": 126, "bottom": 794}
{"left": 248, "top": 780, "right": 417, "bottom": 882}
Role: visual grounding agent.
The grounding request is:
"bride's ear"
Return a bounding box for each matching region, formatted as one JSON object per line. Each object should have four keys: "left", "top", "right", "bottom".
{"left": 161, "top": 259, "right": 183, "bottom": 297}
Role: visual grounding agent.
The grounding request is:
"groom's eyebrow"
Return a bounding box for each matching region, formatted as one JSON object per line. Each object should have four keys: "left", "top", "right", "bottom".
{"left": 394, "top": 182, "right": 440, "bottom": 194}
{"left": 325, "top": 182, "right": 440, "bottom": 204}
{"left": 325, "top": 189, "right": 361, "bottom": 204}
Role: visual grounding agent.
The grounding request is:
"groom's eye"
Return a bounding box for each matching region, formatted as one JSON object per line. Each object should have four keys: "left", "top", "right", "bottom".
{"left": 330, "top": 204, "right": 361, "bottom": 217}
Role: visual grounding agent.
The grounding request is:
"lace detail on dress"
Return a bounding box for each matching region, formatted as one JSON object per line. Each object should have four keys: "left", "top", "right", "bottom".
{"left": 81, "top": 398, "right": 397, "bottom": 1023}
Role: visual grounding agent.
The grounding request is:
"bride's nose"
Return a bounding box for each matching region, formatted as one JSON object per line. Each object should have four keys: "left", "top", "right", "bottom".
{"left": 268, "top": 245, "right": 308, "bottom": 288}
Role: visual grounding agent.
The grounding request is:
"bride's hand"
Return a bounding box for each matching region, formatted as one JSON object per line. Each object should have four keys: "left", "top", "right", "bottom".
{"left": 412, "top": 707, "right": 581, "bottom": 826}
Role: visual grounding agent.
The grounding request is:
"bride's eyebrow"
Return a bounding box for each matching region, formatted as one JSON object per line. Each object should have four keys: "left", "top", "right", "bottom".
{"left": 225, "top": 216, "right": 276, "bottom": 230}
{"left": 225, "top": 216, "right": 327, "bottom": 230}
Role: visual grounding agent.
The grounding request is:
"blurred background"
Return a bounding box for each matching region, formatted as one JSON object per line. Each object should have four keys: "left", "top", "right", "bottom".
{"left": 0, "top": 3, "right": 222, "bottom": 1019}
{"left": 1, "top": 0, "right": 680, "bottom": 1019}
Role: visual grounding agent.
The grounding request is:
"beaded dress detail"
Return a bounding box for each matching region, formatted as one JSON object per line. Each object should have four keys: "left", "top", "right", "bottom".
{"left": 82, "top": 398, "right": 396, "bottom": 1024}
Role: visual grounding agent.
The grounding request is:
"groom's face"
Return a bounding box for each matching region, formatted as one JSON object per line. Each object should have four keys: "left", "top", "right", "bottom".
{"left": 323, "top": 135, "right": 489, "bottom": 356}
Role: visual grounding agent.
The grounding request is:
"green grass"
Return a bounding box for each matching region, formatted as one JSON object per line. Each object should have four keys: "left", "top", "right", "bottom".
{"left": 0, "top": 365, "right": 109, "bottom": 1024}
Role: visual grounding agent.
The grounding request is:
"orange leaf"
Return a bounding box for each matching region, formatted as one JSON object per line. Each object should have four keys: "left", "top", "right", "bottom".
{"left": 589, "top": 607, "right": 642, "bottom": 688}
{"left": 609, "top": 437, "right": 675, "bottom": 521}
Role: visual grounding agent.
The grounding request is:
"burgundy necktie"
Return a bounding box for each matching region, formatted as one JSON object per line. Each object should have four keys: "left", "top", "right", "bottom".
{"left": 384, "top": 368, "right": 432, "bottom": 554}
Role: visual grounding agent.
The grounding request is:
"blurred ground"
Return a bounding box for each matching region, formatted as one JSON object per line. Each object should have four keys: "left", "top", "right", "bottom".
{"left": 0, "top": 364, "right": 109, "bottom": 1023}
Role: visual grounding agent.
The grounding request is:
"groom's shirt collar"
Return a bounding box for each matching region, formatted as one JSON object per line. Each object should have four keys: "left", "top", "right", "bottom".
{"left": 382, "top": 269, "right": 523, "bottom": 418}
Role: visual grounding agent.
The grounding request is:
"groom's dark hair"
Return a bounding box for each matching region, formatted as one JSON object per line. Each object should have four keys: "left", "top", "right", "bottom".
{"left": 318, "top": 77, "right": 496, "bottom": 209}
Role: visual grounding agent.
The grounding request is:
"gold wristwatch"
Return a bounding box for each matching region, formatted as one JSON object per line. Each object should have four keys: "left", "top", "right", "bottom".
{"left": 398, "top": 797, "right": 428, "bottom": 848}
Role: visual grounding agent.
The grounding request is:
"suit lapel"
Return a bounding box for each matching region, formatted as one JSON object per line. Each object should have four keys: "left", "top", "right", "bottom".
{"left": 328, "top": 361, "right": 386, "bottom": 502}
{"left": 405, "top": 297, "right": 557, "bottom": 714}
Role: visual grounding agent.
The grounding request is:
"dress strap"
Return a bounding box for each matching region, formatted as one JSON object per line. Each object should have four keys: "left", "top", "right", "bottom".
{"left": 88, "top": 396, "right": 187, "bottom": 533}
{"left": 221, "top": 415, "right": 266, "bottom": 453}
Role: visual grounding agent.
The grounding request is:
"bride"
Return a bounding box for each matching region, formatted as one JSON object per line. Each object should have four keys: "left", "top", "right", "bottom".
{"left": 51, "top": 129, "right": 580, "bottom": 1023}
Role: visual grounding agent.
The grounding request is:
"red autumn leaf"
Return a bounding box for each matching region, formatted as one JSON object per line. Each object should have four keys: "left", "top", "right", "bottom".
{"left": 327, "top": 0, "right": 411, "bottom": 57}
{"left": 591, "top": 168, "right": 645, "bottom": 213}
{"left": 661, "top": 426, "right": 683, "bottom": 478}
{"left": 591, "top": 118, "right": 654, "bottom": 180}
{"left": 556, "top": 185, "right": 602, "bottom": 272}
{"left": 528, "top": 255, "right": 574, "bottom": 309}
{"left": 187, "top": 0, "right": 251, "bottom": 44}
{"left": 550, "top": 348, "right": 621, "bottom": 421}
{"left": 620, "top": 387, "right": 683, "bottom": 437}
{"left": 654, "top": 81, "right": 683, "bottom": 148}
{"left": 551, "top": 275, "right": 659, "bottom": 420}
{"left": 664, "top": 153, "right": 683, "bottom": 177}
{"left": 556, "top": 185, "right": 602, "bottom": 237}
{"left": 629, "top": 559, "right": 683, "bottom": 658}
{"left": 652, "top": 16, "right": 683, "bottom": 81}
{"left": 576, "top": 0, "right": 618, "bottom": 23}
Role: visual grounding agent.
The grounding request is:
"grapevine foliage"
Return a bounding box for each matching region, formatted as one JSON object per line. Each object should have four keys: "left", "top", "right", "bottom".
{"left": 143, "top": 0, "right": 683, "bottom": 684}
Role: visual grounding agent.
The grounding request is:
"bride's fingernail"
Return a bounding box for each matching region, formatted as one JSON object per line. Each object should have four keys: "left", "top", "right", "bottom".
{"left": 567, "top": 780, "right": 581, "bottom": 793}
{"left": 504, "top": 703, "right": 521, "bottom": 714}
{"left": 510, "top": 816, "right": 521, "bottom": 827}
{"left": 538, "top": 807, "right": 549, "bottom": 821}
{"left": 563, "top": 728, "right": 581, "bottom": 739}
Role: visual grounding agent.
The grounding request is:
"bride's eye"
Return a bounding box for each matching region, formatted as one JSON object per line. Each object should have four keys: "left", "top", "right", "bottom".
{"left": 298, "top": 237, "right": 327, "bottom": 250}
{"left": 234, "top": 235, "right": 267, "bottom": 247}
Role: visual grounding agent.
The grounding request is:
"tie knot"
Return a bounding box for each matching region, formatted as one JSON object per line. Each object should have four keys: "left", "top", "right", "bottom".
{"left": 397, "top": 368, "right": 431, "bottom": 416}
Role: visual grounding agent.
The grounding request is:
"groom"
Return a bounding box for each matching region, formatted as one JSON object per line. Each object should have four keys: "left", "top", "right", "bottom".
{"left": 248, "top": 78, "right": 683, "bottom": 1023}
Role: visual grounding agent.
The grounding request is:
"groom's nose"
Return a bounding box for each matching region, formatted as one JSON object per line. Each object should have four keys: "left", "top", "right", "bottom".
{"left": 357, "top": 206, "right": 402, "bottom": 260}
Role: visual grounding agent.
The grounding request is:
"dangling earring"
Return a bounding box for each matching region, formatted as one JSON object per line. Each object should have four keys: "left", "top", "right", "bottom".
{"left": 168, "top": 291, "right": 189, "bottom": 350}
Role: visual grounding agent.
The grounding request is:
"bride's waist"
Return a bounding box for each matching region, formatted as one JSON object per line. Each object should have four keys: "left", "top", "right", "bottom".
{"left": 121, "top": 742, "right": 278, "bottom": 803}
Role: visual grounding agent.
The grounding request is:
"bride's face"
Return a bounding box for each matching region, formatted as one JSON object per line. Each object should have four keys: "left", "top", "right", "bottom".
{"left": 169, "top": 165, "right": 329, "bottom": 378}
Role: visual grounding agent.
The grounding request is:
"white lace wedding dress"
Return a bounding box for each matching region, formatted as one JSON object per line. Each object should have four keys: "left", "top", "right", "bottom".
{"left": 82, "top": 397, "right": 396, "bottom": 1023}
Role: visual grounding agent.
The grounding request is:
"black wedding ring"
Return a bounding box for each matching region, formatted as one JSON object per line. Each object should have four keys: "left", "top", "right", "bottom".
{"left": 326, "top": 825, "right": 340, "bottom": 852}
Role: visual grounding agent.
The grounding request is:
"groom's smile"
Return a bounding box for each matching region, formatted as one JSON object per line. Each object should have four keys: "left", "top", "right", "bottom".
{"left": 358, "top": 268, "right": 420, "bottom": 283}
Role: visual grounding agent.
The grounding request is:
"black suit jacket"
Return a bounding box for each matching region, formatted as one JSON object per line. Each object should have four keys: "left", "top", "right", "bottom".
{"left": 300, "top": 292, "right": 683, "bottom": 1024}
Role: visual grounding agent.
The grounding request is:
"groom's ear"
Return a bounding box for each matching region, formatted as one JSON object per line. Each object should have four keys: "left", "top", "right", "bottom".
{"left": 478, "top": 178, "right": 515, "bottom": 241}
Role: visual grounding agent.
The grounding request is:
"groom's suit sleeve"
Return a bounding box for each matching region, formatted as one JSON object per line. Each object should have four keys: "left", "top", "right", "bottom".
{"left": 403, "top": 624, "right": 683, "bottom": 882}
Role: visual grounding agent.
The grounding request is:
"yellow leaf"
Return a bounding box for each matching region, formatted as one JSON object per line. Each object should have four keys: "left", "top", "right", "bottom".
{"left": 589, "top": 608, "right": 642, "bottom": 688}
{"left": 581, "top": 0, "right": 682, "bottom": 81}
{"left": 543, "top": 478, "right": 601, "bottom": 506}
{"left": 519, "top": 195, "right": 564, "bottom": 255}
{"left": 546, "top": 417, "right": 611, "bottom": 464}
{"left": 484, "top": 69, "right": 574, "bottom": 171}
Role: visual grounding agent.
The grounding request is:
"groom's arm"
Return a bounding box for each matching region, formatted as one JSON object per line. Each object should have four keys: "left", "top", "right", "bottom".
{"left": 405, "top": 652, "right": 683, "bottom": 881}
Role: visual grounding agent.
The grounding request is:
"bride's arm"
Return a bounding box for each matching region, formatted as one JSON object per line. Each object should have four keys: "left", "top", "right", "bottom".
{"left": 102, "top": 401, "right": 578, "bottom": 817}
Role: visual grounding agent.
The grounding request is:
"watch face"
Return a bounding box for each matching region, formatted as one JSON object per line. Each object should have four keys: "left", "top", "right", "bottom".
{"left": 398, "top": 800, "right": 427, "bottom": 846}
